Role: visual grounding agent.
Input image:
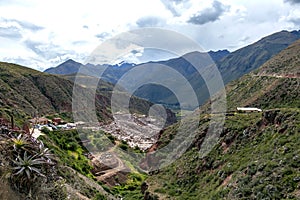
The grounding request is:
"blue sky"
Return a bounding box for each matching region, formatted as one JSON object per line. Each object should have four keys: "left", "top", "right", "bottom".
{"left": 0, "top": 0, "right": 300, "bottom": 70}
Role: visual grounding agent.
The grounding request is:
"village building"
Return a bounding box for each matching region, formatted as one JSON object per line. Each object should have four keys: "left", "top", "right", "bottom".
{"left": 29, "top": 117, "right": 49, "bottom": 125}
{"left": 52, "top": 117, "right": 62, "bottom": 125}
{"left": 237, "top": 107, "right": 262, "bottom": 112}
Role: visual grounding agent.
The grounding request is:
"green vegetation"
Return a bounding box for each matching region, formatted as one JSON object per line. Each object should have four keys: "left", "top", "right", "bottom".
{"left": 0, "top": 61, "right": 113, "bottom": 124}
{"left": 0, "top": 107, "right": 28, "bottom": 127}
{"left": 112, "top": 172, "right": 147, "bottom": 199}
{"left": 38, "top": 129, "right": 120, "bottom": 199}
{"left": 45, "top": 112, "right": 73, "bottom": 122}
{"left": 1, "top": 32, "right": 300, "bottom": 200}
{"left": 40, "top": 129, "right": 94, "bottom": 178}
{"left": 145, "top": 39, "right": 300, "bottom": 199}
{"left": 226, "top": 74, "right": 300, "bottom": 111}
{"left": 40, "top": 128, "right": 148, "bottom": 199}
{"left": 147, "top": 110, "right": 300, "bottom": 199}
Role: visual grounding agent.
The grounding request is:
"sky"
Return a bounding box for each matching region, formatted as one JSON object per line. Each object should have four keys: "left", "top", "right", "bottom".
{"left": 0, "top": 0, "right": 300, "bottom": 71}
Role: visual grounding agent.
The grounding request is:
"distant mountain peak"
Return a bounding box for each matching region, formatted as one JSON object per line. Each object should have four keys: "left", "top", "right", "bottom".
{"left": 44, "top": 59, "right": 84, "bottom": 75}
{"left": 64, "top": 58, "right": 77, "bottom": 63}
{"left": 59, "top": 59, "right": 82, "bottom": 66}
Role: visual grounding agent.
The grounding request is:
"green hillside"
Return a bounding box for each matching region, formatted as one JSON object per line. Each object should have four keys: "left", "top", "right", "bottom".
{"left": 255, "top": 38, "right": 300, "bottom": 77}
{"left": 144, "top": 39, "right": 300, "bottom": 199}
{"left": 0, "top": 62, "right": 113, "bottom": 124}
{"left": 0, "top": 62, "right": 165, "bottom": 125}
{"left": 226, "top": 39, "right": 300, "bottom": 110}
{"left": 219, "top": 30, "right": 300, "bottom": 84}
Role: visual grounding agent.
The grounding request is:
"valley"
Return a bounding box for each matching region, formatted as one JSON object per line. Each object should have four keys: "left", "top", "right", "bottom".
{"left": 0, "top": 31, "right": 300, "bottom": 200}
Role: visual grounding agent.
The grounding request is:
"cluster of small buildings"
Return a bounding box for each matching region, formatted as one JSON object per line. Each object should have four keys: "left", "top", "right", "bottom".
{"left": 28, "top": 117, "right": 79, "bottom": 131}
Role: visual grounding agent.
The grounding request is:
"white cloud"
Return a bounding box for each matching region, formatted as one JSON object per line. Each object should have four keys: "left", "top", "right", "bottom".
{"left": 136, "top": 16, "right": 167, "bottom": 28}
{"left": 187, "top": 1, "right": 230, "bottom": 25}
{"left": 0, "top": 0, "right": 299, "bottom": 70}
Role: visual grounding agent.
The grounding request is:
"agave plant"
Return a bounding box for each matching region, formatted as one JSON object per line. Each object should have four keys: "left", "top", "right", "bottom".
{"left": 0, "top": 131, "right": 56, "bottom": 195}
{"left": 37, "top": 140, "right": 54, "bottom": 162}
{"left": 11, "top": 151, "right": 48, "bottom": 179}
{"left": 11, "top": 133, "right": 30, "bottom": 151}
{"left": 0, "top": 133, "right": 32, "bottom": 154}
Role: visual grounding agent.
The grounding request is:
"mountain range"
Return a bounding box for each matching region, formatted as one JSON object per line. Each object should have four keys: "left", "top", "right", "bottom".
{"left": 44, "top": 50, "right": 229, "bottom": 76}
{"left": 44, "top": 30, "right": 300, "bottom": 110}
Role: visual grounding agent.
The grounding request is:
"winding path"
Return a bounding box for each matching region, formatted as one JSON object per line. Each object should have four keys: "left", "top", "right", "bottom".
{"left": 93, "top": 142, "right": 129, "bottom": 181}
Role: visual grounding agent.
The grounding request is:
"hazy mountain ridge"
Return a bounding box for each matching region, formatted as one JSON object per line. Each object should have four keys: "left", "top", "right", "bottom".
{"left": 43, "top": 50, "right": 229, "bottom": 110}
{"left": 44, "top": 50, "right": 229, "bottom": 76}
{"left": 44, "top": 30, "right": 300, "bottom": 110}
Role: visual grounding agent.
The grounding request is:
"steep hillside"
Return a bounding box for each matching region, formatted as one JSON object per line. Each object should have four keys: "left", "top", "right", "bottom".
{"left": 219, "top": 30, "right": 300, "bottom": 84}
{"left": 226, "top": 38, "right": 300, "bottom": 110}
{"left": 0, "top": 62, "right": 112, "bottom": 123}
{"left": 143, "top": 39, "right": 300, "bottom": 199}
{"left": 0, "top": 126, "right": 117, "bottom": 200}
{"left": 255, "top": 38, "right": 300, "bottom": 77}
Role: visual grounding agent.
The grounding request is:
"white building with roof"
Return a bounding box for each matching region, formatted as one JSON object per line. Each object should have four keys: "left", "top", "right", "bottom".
{"left": 237, "top": 107, "right": 262, "bottom": 112}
